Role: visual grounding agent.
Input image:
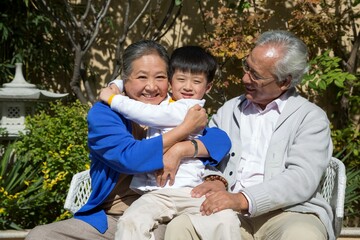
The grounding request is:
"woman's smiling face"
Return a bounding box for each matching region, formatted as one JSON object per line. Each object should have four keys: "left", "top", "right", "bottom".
{"left": 124, "top": 54, "right": 169, "bottom": 105}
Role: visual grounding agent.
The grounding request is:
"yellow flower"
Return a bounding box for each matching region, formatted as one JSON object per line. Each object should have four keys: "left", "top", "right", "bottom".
{"left": 67, "top": 144, "right": 73, "bottom": 151}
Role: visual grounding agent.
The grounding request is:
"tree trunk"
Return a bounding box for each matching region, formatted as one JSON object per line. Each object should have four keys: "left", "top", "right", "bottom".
{"left": 70, "top": 46, "right": 87, "bottom": 104}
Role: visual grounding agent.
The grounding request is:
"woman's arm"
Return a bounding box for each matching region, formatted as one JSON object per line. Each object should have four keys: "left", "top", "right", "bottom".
{"left": 158, "top": 127, "right": 231, "bottom": 186}
{"left": 87, "top": 102, "right": 207, "bottom": 174}
{"left": 162, "top": 104, "right": 207, "bottom": 153}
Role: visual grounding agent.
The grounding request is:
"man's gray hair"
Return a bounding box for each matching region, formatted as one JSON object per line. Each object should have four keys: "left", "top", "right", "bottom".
{"left": 255, "top": 30, "right": 309, "bottom": 88}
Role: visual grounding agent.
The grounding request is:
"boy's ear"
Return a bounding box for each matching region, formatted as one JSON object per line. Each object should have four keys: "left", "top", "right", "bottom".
{"left": 205, "top": 82, "right": 213, "bottom": 94}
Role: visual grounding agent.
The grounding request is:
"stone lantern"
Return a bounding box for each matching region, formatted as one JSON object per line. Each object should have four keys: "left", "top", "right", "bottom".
{"left": 0, "top": 63, "right": 68, "bottom": 139}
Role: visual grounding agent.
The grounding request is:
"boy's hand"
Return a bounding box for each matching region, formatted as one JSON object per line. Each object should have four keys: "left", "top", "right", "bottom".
{"left": 99, "top": 86, "right": 118, "bottom": 104}
{"left": 109, "top": 83, "right": 121, "bottom": 94}
{"left": 182, "top": 104, "right": 208, "bottom": 134}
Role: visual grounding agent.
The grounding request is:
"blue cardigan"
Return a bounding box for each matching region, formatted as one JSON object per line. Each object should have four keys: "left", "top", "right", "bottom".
{"left": 74, "top": 102, "right": 231, "bottom": 233}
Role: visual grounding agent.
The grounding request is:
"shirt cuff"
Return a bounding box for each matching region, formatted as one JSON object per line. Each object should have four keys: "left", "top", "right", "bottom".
{"left": 240, "top": 191, "right": 253, "bottom": 216}
{"left": 108, "top": 79, "right": 124, "bottom": 92}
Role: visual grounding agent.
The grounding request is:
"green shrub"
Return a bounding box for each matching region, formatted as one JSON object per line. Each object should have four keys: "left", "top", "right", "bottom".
{"left": 301, "top": 50, "right": 360, "bottom": 226}
{"left": 0, "top": 100, "right": 90, "bottom": 230}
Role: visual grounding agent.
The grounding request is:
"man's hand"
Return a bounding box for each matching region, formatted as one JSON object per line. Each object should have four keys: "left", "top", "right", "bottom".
{"left": 182, "top": 104, "right": 207, "bottom": 134}
{"left": 191, "top": 180, "right": 226, "bottom": 198}
{"left": 200, "top": 191, "right": 249, "bottom": 216}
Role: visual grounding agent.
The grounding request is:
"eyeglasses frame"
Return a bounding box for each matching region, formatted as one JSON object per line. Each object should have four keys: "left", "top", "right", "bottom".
{"left": 241, "top": 57, "right": 275, "bottom": 82}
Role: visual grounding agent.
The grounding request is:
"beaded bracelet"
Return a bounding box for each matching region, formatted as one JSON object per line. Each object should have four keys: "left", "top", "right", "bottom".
{"left": 204, "top": 175, "right": 228, "bottom": 190}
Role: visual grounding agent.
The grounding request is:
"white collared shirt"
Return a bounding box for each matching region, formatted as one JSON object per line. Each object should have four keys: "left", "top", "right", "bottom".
{"left": 232, "top": 93, "right": 288, "bottom": 193}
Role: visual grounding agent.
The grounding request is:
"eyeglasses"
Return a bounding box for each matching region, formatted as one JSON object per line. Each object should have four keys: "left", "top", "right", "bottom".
{"left": 241, "top": 58, "right": 274, "bottom": 81}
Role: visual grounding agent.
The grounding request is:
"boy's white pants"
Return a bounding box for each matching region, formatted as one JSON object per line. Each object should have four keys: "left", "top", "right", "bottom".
{"left": 115, "top": 187, "right": 241, "bottom": 240}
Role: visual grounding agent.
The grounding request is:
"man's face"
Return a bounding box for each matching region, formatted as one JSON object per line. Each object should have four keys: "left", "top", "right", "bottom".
{"left": 170, "top": 70, "right": 212, "bottom": 101}
{"left": 242, "top": 45, "right": 289, "bottom": 109}
{"left": 124, "top": 54, "right": 169, "bottom": 105}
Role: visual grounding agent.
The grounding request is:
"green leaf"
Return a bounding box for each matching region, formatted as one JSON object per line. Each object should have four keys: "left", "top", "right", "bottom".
{"left": 318, "top": 80, "right": 327, "bottom": 90}
{"left": 354, "top": 149, "right": 359, "bottom": 156}
{"left": 334, "top": 78, "right": 345, "bottom": 88}
{"left": 346, "top": 74, "right": 357, "bottom": 81}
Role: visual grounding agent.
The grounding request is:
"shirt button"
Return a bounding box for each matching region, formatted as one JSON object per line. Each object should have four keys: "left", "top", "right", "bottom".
{"left": 231, "top": 152, "right": 235, "bottom": 157}
{"left": 229, "top": 171, "right": 233, "bottom": 176}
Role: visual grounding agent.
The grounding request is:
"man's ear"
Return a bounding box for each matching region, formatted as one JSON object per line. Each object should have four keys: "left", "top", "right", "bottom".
{"left": 280, "top": 75, "right": 292, "bottom": 90}
{"left": 205, "top": 82, "right": 213, "bottom": 94}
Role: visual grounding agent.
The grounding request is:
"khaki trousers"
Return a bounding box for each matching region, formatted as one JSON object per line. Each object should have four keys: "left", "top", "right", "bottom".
{"left": 116, "top": 187, "right": 240, "bottom": 240}
{"left": 165, "top": 210, "right": 327, "bottom": 240}
{"left": 25, "top": 214, "right": 166, "bottom": 240}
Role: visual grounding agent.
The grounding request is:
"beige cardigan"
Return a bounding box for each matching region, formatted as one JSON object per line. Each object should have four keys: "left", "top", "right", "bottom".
{"left": 206, "top": 89, "right": 335, "bottom": 240}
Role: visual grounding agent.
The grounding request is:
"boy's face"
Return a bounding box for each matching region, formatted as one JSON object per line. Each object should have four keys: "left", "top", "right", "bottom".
{"left": 170, "top": 70, "right": 212, "bottom": 101}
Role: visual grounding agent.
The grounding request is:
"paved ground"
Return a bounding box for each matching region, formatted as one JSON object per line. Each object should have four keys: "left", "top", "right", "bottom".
{"left": 0, "top": 229, "right": 359, "bottom": 240}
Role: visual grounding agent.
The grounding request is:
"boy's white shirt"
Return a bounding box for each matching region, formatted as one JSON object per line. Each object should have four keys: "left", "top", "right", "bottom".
{"left": 111, "top": 94, "right": 205, "bottom": 133}
{"left": 109, "top": 79, "right": 206, "bottom": 193}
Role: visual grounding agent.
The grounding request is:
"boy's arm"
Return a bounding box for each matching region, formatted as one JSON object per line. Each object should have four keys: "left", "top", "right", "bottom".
{"left": 109, "top": 94, "right": 205, "bottom": 129}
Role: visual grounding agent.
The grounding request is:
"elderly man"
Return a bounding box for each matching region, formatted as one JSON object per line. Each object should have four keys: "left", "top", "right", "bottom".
{"left": 166, "top": 30, "right": 334, "bottom": 240}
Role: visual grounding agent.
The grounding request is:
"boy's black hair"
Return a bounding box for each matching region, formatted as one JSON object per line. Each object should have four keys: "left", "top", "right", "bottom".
{"left": 169, "top": 46, "right": 217, "bottom": 83}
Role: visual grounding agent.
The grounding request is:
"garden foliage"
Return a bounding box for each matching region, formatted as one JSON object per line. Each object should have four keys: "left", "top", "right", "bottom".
{"left": 0, "top": 100, "right": 89, "bottom": 230}
{"left": 0, "top": 0, "right": 359, "bottom": 230}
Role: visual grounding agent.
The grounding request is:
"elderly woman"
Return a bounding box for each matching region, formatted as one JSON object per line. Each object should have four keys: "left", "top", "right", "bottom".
{"left": 26, "top": 40, "right": 230, "bottom": 239}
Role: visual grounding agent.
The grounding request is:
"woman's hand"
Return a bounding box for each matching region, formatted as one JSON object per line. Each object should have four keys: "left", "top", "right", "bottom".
{"left": 156, "top": 142, "right": 184, "bottom": 187}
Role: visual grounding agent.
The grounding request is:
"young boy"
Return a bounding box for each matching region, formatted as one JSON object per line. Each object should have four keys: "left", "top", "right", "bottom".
{"left": 100, "top": 46, "right": 241, "bottom": 240}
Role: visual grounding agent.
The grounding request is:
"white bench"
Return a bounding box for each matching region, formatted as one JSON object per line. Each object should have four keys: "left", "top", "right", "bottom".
{"left": 64, "top": 157, "right": 347, "bottom": 238}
